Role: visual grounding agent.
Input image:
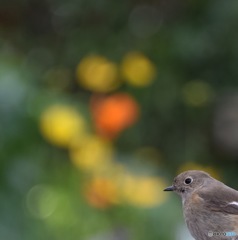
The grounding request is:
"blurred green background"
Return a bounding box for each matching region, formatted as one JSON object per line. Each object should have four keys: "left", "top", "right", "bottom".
{"left": 1, "top": 0, "right": 238, "bottom": 239}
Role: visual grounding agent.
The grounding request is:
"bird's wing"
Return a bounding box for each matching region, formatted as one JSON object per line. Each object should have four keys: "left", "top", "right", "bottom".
{"left": 198, "top": 184, "right": 238, "bottom": 215}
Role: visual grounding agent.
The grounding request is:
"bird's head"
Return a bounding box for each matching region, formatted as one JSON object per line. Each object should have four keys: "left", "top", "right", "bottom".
{"left": 164, "top": 170, "right": 213, "bottom": 200}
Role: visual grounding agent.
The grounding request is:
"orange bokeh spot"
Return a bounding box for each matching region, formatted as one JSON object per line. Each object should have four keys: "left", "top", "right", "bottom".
{"left": 90, "top": 93, "right": 139, "bottom": 139}
{"left": 84, "top": 177, "right": 119, "bottom": 209}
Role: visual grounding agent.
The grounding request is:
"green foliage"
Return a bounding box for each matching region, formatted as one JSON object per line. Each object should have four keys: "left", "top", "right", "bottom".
{"left": 1, "top": 0, "right": 238, "bottom": 239}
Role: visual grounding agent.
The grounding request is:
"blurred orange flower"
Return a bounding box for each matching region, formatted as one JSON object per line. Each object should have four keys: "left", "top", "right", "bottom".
{"left": 90, "top": 93, "right": 139, "bottom": 139}
{"left": 84, "top": 177, "right": 119, "bottom": 209}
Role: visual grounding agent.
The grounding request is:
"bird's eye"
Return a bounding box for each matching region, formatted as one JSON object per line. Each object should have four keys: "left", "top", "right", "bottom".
{"left": 184, "top": 177, "right": 193, "bottom": 185}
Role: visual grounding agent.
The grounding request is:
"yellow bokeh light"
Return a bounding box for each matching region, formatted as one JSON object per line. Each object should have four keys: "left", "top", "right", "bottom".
{"left": 76, "top": 55, "right": 120, "bottom": 92}
{"left": 182, "top": 80, "right": 213, "bottom": 107}
{"left": 178, "top": 162, "right": 221, "bottom": 180}
{"left": 70, "top": 135, "right": 114, "bottom": 172}
{"left": 121, "top": 52, "right": 156, "bottom": 87}
{"left": 121, "top": 174, "right": 167, "bottom": 207}
{"left": 40, "top": 104, "right": 87, "bottom": 147}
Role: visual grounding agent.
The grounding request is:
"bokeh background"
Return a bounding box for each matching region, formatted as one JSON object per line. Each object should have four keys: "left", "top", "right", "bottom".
{"left": 1, "top": 0, "right": 238, "bottom": 239}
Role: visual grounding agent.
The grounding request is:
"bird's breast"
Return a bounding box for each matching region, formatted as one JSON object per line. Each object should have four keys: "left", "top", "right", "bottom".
{"left": 183, "top": 193, "right": 234, "bottom": 240}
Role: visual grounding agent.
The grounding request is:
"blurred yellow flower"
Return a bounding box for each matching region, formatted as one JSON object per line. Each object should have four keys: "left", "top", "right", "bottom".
{"left": 121, "top": 52, "right": 156, "bottom": 87}
{"left": 84, "top": 176, "right": 120, "bottom": 209}
{"left": 121, "top": 175, "right": 167, "bottom": 207}
{"left": 182, "top": 80, "right": 213, "bottom": 107}
{"left": 76, "top": 55, "right": 120, "bottom": 92}
{"left": 70, "top": 135, "right": 114, "bottom": 172}
{"left": 40, "top": 105, "right": 86, "bottom": 147}
{"left": 178, "top": 162, "right": 221, "bottom": 180}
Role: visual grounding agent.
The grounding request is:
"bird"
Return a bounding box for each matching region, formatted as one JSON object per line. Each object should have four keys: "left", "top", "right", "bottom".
{"left": 164, "top": 170, "right": 238, "bottom": 240}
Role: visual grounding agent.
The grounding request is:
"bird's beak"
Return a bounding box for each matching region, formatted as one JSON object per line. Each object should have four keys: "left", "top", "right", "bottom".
{"left": 164, "top": 185, "right": 175, "bottom": 191}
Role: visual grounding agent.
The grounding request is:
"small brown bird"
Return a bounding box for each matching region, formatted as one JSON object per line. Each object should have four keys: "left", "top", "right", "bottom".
{"left": 164, "top": 170, "right": 238, "bottom": 240}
